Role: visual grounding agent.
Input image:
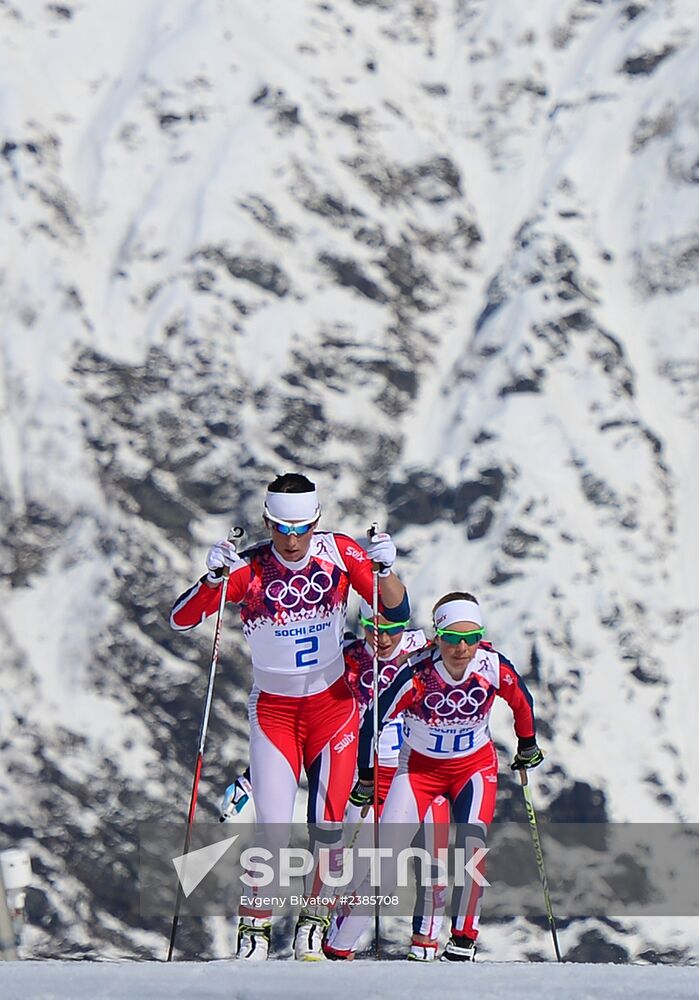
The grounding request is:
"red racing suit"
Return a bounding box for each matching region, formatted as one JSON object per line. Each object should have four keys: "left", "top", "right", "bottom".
{"left": 340, "top": 641, "right": 537, "bottom": 945}
{"left": 170, "top": 532, "right": 410, "bottom": 919}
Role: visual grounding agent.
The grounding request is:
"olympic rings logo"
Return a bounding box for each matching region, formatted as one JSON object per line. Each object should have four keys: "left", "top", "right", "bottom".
{"left": 359, "top": 663, "right": 399, "bottom": 691}
{"left": 424, "top": 686, "right": 489, "bottom": 718}
{"left": 265, "top": 571, "right": 333, "bottom": 609}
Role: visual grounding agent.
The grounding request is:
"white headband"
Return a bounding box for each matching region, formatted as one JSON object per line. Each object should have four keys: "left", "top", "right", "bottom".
{"left": 433, "top": 600, "right": 483, "bottom": 630}
{"left": 264, "top": 489, "right": 320, "bottom": 523}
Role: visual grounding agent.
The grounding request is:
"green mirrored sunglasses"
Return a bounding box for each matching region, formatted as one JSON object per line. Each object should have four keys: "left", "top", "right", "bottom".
{"left": 435, "top": 627, "right": 485, "bottom": 646}
{"left": 360, "top": 616, "right": 409, "bottom": 636}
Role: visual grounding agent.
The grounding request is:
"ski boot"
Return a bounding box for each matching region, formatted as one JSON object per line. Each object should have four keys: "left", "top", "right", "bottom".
{"left": 440, "top": 933, "right": 477, "bottom": 962}
{"left": 293, "top": 910, "right": 330, "bottom": 961}
{"left": 236, "top": 916, "right": 271, "bottom": 961}
{"left": 407, "top": 936, "right": 438, "bottom": 962}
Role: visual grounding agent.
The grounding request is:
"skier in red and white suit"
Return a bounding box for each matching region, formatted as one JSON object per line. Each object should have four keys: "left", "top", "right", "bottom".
{"left": 322, "top": 591, "right": 543, "bottom": 963}
{"left": 170, "top": 473, "right": 409, "bottom": 961}
{"left": 324, "top": 601, "right": 450, "bottom": 961}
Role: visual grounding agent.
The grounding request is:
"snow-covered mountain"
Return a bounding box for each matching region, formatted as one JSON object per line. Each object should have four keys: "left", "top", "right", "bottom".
{"left": 1, "top": 0, "right": 698, "bottom": 964}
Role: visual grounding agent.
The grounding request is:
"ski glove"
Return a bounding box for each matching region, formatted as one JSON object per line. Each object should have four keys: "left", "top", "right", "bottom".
{"left": 206, "top": 539, "right": 244, "bottom": 582}
{"left": 510, "top": 742, "right": 544, "bottom": 771}
{"left": 219, "top": 772, "right": 252, "bottom": 822}
{"left": 349, "top": 779, "right": 375, "bottom": 816}
{"left": 365, "top": 532, "right": 396, "bottom": 577}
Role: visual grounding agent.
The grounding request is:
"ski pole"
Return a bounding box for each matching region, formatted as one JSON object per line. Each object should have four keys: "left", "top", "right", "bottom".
{"left": 518, "top": 768, "right": 563, "bottom": 962}
{"left": 166, "top": 526, "right": 245, "bottom": 961}
{"left": 367, "top": 521, "right": 381, "bottom": 960}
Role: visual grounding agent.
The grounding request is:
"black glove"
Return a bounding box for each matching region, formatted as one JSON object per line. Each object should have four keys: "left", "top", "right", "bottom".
{"left": 349, "top": 779, "right": 374, "bottom": 808}
{"left": 511, "top": 739, "right": 544, "bottom": 771}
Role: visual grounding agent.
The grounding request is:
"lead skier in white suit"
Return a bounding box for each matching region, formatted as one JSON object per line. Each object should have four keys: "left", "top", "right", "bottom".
{"left": 170, "top": 472, "right": 409, "bottom": 960}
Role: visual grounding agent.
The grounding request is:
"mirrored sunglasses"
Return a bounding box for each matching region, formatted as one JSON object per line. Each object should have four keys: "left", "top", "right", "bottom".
{"left": 270, "top": 520, "right": 316, "bottom": 536}
{"left": 360, "top": 616, "right": 408, "bottom": 636}
{"left": 435, "top": 627, "right": 485, "bottom": 646}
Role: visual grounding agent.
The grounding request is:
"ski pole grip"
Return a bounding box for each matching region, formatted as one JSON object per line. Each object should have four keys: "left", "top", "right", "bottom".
{"left": 366, "top": 521, "right": 383, "bottom": 575}
{"left": 221, "top": 526, "right": 245, "bottom": 579}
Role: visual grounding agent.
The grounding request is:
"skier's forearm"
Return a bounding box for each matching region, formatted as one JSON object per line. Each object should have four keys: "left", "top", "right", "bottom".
{"left": 378, "top": 576, "right": 409, "bottom": 619}
{"left": 170, "top": 578, "right": 224, "bottom": 630}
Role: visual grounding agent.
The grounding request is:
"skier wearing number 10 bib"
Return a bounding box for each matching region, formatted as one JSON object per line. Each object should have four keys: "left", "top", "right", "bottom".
{"left": 322, "top": 591, "right": 542, "bottom": 963}
{"left": 169, "top": 473, "right": 409, "bottom": 961}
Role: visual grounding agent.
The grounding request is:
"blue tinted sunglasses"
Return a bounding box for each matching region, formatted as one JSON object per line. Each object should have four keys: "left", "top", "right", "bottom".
{"left": 270, "top": 520, "right": 316, "bottom": 536}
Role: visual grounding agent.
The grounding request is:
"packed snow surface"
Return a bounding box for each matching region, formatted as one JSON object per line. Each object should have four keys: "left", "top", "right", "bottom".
{"left": 2, "top": 960, "right": 699, "bottom": 1000}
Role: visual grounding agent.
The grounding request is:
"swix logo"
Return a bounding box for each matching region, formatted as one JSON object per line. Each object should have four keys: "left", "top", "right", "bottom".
{"left": 345, "top": 545, "right": 366, "bottom": 562}
{"left": 333, "top": 731, "right": 356, "bottom": 753}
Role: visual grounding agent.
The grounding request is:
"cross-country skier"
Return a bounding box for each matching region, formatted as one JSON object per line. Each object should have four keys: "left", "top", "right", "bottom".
{"left": 325, "top": 601, "right": 450, "bottom": 961}
{"left": 320, "top": 591, "right": 543, "bottom": 962}
{"left": 170, "top": 473, "right": 409, "bottom": 960}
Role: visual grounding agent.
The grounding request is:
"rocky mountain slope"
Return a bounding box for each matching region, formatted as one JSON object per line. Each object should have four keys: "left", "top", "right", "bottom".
{"left": 1, "top": 0, "right": 698, "bottom": 963}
